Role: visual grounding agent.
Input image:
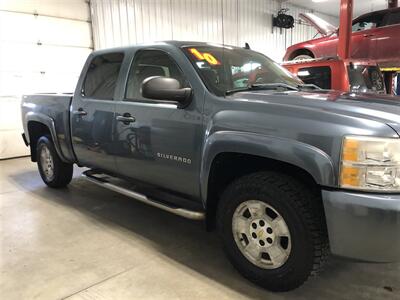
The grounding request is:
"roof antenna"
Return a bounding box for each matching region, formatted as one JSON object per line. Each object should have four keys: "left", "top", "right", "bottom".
{"left": 244, "top": 42, "right": 250, "bottom": 49}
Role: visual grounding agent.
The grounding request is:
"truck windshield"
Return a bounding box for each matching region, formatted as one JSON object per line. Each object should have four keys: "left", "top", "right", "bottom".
{"left": 182, "top": 45, "right": 302, "bottom": 96}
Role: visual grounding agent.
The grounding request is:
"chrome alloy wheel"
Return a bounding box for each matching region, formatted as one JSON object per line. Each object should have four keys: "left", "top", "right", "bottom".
{"left": 232, "top": 200, "right": 292, "bottom": 269}
{"left": 40, "top": 145, "right": 55, "bottom": 181}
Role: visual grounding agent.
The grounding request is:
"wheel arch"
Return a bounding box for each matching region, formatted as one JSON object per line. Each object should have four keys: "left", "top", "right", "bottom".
{"left": 288, "top": 48, "right": 315, "bottom": 60}
{"left": 200, "top": 131, "right": 336, "bottom": 229}
{"left": 26, "top": 112, "right": 67, "bottom": 162}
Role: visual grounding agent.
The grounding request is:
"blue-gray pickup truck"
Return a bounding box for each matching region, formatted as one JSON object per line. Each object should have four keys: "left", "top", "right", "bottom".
{"left": 21, "top": 41, "right": 400, "bottom": 291}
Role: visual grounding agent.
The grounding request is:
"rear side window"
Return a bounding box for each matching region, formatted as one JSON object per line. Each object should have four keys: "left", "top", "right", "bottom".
{"left": 82, "top": 52, "right": 124, "bottom": 99}
{"left": 297, "top": 66, "right": 331, "bottom": 89}
{"left": 125, "top": 50, "right": 188, "bottom": 101}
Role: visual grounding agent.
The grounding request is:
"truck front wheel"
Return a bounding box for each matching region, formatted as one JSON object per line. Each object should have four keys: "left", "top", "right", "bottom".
{"left": 217, "top": 171, "right": 328, "bottom": 292}
{"left": 36, "top": 135, "right": 73, "bottom": 188}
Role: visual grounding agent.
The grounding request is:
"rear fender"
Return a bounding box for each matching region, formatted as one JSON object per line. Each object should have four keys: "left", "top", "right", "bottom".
{"left": 26, "top": 112, "right": 69, "bottom": 163}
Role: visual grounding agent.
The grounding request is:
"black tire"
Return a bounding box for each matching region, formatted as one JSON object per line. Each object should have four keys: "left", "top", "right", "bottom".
{"left": 36, "top": 135, "right": 73, "bottom": 188}
{"left": 217, "top": 171, "right": 329, "bottom": 292}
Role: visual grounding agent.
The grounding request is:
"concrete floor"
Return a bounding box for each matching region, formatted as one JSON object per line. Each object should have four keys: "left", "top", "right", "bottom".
{"left": 0, "top": 157, "right": 399, "bottom": 300}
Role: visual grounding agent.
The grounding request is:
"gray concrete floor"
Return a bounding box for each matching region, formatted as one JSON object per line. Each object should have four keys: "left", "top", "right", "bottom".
{"left": 0, "top": 157, "right": 399, "bottom": 300}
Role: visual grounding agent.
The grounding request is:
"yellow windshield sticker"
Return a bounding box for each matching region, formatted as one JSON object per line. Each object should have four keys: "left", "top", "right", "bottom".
{"left": 189, "top": 48, "right": 220, "bottom": 65}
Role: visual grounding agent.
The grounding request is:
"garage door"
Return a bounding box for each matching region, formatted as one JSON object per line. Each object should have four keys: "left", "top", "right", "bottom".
{"left": 0, "top": 0, "right": 93, "bottom": 159}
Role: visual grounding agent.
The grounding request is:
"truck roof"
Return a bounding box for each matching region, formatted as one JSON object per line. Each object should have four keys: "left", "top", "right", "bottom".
{"left": 91, "top": 40, "right": 242, "bottom": 55}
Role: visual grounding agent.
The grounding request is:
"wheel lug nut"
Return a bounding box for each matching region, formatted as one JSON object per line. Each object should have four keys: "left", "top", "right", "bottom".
{"left": 252, "top": 233, "right": 257, "bottom": 239}
{"left": 259, "top": 240, "right": 265, "bottom": 246}
{"left": 259, "top": 220, "right": 265, "bottom": 227}
{"left": 267, "top": 237, "right": 273, "bottom": 244}
{"left": 267, "top": 227, "right": 273, "bottom": 234}
{"left": 251, "top": 223, "right": 257, "bottom": 229}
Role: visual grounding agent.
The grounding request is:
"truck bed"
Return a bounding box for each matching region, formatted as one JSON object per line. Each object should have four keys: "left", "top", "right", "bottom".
{"left": 21, "top": 93, "right": 75, "bottom": 162}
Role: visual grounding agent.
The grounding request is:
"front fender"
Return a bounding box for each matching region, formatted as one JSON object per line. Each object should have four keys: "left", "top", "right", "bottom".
{"left": 25, "top": 112, "right": 69, "bottom": 163}
{"left": 200, "top": 131, "right": 336, "bottom": 203}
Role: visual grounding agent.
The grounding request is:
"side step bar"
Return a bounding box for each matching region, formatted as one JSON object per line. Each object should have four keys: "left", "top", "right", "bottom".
{"left": 82, "top": 171, "right": 205, "bottom": 221}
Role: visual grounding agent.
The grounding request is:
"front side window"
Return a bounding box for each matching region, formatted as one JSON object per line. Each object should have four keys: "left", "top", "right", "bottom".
{"left": 182, "top": 46, "right": 302, "bottom": 96}
{"left": 82, "top": 53, "right": 124, "bottom": 99}
{"left": 297, "top": 66, "right": 331, "bottom": 89}
{"left": 125, "top": 50, "right": 187, "bottom": 100}
{"left": 352, "top": 20, "right": 375, "bottom": 31}
{"left": 352, "top": 13, "right": 385, "bottom": 32}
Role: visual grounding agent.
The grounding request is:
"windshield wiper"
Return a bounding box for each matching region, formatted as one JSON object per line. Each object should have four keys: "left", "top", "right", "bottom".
{"left": 297, "top": 83, "right": 322, "bottom": 90}
{"left": 225, "top": 83, "right": 299, "bottom": 95}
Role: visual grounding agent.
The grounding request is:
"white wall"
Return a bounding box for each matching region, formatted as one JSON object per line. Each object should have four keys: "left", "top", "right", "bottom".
{"left": 90, "top": 0, "right": 338, "bottom": 62}
{"left": 0, "top": 0, "right": 93, "bottom": 159}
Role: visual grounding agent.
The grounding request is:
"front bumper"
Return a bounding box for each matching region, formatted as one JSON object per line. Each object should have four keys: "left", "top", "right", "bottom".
{"left": 322, "top": 189, "right": 400, "bottom": 262}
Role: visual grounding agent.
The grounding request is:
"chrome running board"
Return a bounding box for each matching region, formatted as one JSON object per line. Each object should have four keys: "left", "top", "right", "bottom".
{"left": 82, "top": 171, "right": 205, "bottom": 221}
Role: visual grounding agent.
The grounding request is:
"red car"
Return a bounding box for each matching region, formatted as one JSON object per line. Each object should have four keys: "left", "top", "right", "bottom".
{"left": 283, "top": 8, "right": 400, "bottom": 68}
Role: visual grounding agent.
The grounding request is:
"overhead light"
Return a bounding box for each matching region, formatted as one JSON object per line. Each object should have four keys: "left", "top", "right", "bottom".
{"left": 312, "top": 0, "right": 328, "bottom": 2}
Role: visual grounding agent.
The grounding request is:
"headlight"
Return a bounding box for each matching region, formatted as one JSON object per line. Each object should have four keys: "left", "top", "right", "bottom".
{"left": 340, "top": 136, "right": 400, "bottom": 192}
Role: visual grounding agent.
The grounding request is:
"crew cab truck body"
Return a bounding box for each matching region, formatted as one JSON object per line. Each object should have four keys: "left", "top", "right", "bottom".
{"left": 21, "top": 41, "right": 400, "bottom": 292}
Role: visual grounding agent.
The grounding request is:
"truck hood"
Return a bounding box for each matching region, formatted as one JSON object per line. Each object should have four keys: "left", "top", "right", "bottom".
{"left": 299, "top": 13, "right": 337, "bottom": 37}
{"left": 229, "top": 90, "right": 400, "bottom": 136}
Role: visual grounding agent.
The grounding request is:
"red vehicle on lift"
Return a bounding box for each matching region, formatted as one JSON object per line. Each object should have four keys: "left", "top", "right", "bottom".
{"left": 283, "top": 7, "right": 400, "bottom": 69}
{"left": 282, "top": 0, "right": 398, "bottom": 94}
{"left": 282, "top": 57, "right": 386, "bottom": 93}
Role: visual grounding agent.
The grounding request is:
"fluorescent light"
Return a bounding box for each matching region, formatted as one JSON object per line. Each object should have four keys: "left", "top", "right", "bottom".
{"left": 297, "top": 70, "right": 310, "bottom": 77}
{"left": 312, "top": 0, "right": 328, "bottom": 2}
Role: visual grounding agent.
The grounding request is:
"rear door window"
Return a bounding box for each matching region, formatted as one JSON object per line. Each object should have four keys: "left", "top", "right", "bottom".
{"left": 297, "top": 66, "right": 331, "bottom": 89}
{"left": 82, "top": 53, "right": 124, "bottom": 99}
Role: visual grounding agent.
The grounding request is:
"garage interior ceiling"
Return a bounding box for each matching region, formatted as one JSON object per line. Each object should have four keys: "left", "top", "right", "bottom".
{"left": 288, "top": 0, "right": 388, "bottom": 18}
{"left": 90, "top": 0, "right": 339, "bottom": 62}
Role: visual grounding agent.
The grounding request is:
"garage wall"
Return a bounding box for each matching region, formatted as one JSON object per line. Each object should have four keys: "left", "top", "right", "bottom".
{"left": 90, "top": 0, "right": 338, "bottom": 62}
{"left": 0, "top": 0, "right": 93, "bottom": 159}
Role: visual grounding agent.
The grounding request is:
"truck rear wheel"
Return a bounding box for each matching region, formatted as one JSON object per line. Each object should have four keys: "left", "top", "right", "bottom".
{"left": 217, "top": 171, "right": 328, "bottom": 292}
{"left": 36, "top": 135, "right": 73, "bottom": 188}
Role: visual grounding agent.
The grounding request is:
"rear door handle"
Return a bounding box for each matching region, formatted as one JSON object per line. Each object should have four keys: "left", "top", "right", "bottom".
{"left": 72, "top": 108, "right": 87, "bottom": 116}
{"left": 116, "top": 114, "right": 136, "bottom": 125}
{"left": 363, "top": 33, "right": 374, "bottom": 37}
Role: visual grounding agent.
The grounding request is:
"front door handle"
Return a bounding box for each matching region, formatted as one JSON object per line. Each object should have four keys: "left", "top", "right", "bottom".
{"left": 116, "top": 114, "right": 136, "bottom": 125}
{"left": 363, "top": 33, "right": 374, "bottom": 37}
{"left": 72, "top": 108, "right": 87, "bottom": 116}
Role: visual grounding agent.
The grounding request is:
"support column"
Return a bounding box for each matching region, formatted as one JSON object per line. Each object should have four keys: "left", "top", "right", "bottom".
{"left": 337, "top": 0, "right": 353, "bottom": 59}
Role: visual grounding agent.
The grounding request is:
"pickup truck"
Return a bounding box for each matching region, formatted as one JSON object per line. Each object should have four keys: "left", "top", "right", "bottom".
{"left": 21, "top": 41, "right": 400, "bottom": 292}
